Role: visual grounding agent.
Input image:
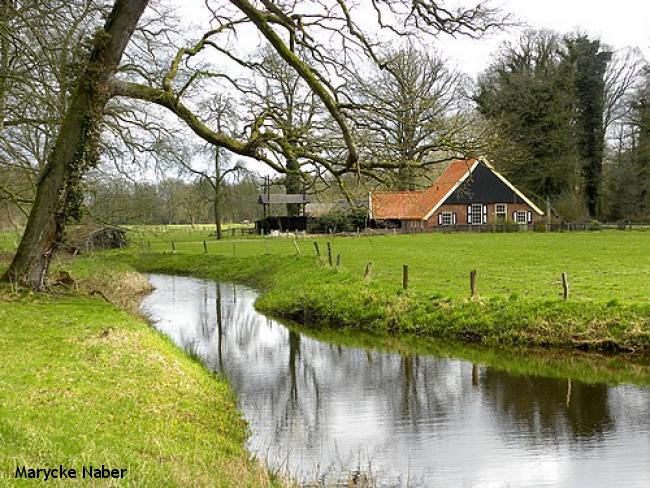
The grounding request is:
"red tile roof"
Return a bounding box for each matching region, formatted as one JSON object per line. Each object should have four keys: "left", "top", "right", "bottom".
{"left": 370, "top": 159, "right": 476, "bottom": 220}
{"left": 370, "top": 191, "right": 424, "bottom": 219}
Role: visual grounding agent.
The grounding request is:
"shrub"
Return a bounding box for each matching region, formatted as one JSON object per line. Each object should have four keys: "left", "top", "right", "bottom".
{"left": 309, "top": 206, "right": 368, "bottom": 233}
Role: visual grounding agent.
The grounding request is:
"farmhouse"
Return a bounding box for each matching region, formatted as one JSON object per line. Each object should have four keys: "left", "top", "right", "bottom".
{"left": 369, "top": 158, "right": 544, "bottom": 231}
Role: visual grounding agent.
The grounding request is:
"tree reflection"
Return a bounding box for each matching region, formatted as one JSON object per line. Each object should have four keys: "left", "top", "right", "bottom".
{"left": 480, "top": 369, "right": 613, "bottom": 441}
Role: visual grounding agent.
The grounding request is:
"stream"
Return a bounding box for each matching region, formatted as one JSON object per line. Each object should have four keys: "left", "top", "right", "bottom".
{"left": 140, "top": 274, "right": 650, "bottom": 487}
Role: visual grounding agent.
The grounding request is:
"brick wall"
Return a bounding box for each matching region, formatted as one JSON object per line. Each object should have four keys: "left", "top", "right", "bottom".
{"left": 423, "top": 202, "right": 541, "bottom": 230}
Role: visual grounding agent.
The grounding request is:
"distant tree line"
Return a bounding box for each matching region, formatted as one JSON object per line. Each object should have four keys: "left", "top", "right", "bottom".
{"left": 85, "top": 174, "right": 262, "bottom": 226}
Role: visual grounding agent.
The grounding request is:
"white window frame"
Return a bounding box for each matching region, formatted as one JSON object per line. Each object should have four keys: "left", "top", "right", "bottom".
{"left": 495, "top": 204, "right": 507, "bottom": 223}
{"left": 515, "top": 210, "right": 527, "bottom": 224}
{"left": 441, "top": 212, "right": 453, "bottom": 226}
{"left": 471, "top": 203, "right": 483, "bottom": 225}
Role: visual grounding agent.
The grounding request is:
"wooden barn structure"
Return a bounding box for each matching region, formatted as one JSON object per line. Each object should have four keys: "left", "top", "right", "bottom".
{"left": 369, "top": 158, "right": 544, "bottom": 231}
{"left": 255, "top": 176, "right": 312, "bottom": 233}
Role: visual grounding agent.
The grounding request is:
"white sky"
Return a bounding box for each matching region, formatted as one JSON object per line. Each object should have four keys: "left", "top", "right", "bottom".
{"left": 173, "top": 0, "right": 650, "bottom": 78}
{"left": 438, "top": 0, "right": 650, "bottom": 76}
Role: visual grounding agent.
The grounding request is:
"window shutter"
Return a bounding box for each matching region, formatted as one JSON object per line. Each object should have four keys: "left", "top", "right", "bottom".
{"left": 467, "top": 205, "right": 472, "bottom": 224}
{"left": 438, "top": 213, "right": 442, "bottom": 225}
{"left": 482, "top": 205, "right": 487, "bottom": 224}
{"left": 527, "top": 211, "right": 532, "bottom": 223}
{"left": 452, "top": 212, "right": 457, "bottom": 225}
{"left": 512, "top": 211, "right": 517, "bottom": 222}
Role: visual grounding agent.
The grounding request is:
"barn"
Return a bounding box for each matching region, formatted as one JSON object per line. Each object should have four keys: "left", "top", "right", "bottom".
{"left": 369, "top": 158, "right": 544, "bottom": 231}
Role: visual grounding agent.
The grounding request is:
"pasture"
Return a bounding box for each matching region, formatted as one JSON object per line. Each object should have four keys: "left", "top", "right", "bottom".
{"left": 117, "top": 227, "right": 649, "bottom": 304}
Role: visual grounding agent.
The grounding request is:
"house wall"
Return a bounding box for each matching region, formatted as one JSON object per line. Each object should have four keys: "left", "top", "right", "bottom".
{"left": 424, "top": 202, "right": 540, "bottom": 230}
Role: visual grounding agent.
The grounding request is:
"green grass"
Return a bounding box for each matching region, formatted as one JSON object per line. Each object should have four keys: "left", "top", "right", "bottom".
{"left": 0, "top": 287, "right": 284, "bottom": 487}
{"left": 95, "top": 228, "right": 650, "bottom": 303}
{"left": 77, "top": 226, "right": 649, "bottom": 355}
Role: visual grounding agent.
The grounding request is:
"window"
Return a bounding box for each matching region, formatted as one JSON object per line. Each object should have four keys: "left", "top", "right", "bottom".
{"left": 495, "top": 204, "right": 507, "bottom": 223}
{"left": 471, "top": 203, "right": 483, "bottom": 225}
{"left": 516, "top": 211, "right": 527, "bottom": 223}
{"left": 441, "top": 212, "right": 452, "bottom": 226}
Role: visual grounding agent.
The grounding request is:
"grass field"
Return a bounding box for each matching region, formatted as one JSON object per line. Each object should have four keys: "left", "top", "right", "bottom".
{"left": 0, "top": 244, "right": 285, "bottom": 487}
{"left": 104, "top": 228, "right": 650, "bottom": 303}
{"left": 37, "top": 225, "right": 642, "bottom": 354}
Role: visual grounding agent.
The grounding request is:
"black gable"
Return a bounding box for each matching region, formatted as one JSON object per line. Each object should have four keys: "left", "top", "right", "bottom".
{"left": 445, "top": 162, "right": 525, "bottom": 204}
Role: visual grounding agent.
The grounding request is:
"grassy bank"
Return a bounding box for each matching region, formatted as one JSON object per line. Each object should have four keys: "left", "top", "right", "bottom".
{"left": 114, "top": 246, "right": 650, "bottom": 354}
{"left": 102, "top": 228, "right": 650, "bottom": 303}
{"left": 0, "top": 269, "right": 284, "bottom": 486}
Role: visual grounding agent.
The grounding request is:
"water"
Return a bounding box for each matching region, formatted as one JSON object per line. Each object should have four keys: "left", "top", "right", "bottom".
{"left": 140, "top": 274, "right": 650, "bottom": 487}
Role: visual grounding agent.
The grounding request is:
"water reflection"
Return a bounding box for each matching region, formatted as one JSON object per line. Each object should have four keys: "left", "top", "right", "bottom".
{"left": 141, "top": 274, "right": 650, "bottom": 488}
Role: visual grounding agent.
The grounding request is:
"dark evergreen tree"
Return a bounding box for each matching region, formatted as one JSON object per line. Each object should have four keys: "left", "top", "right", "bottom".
{"left": 633, "top": 74, "right": 650, "bottom": 217}
{"left": 475, "top": 31, "right": 576, "bottom": 199}
{"left": 564, "top": 36, "right": 612, "bottom": 218}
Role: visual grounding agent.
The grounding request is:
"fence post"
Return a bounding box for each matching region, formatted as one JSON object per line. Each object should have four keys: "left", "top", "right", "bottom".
{"left": 293, "top": 240, "right": 301, "bottom": 256}
{"left": 171, "top": 240, "right": 175, "bottom": 252}
{"left": 336, "top": 254, "right": 341, "bottom": 268}
{"left": 403, "top": 264, "right": 409, "bottom": 290}
{"left": 364, "top": 262, "right": 372, "bottom": 279}
{"left": 313, "top": 242, "right": 320, "bottom": 256}
{"left": 561, "top": 272, "right": 569, "bottom": 300}
{"left": 231, "top": 228, "right": 236, "bottom": 237}
{"left": 327, "top": 242, "right": 333, "bottom": 266}
{"left": 470, "top": 269, "right": 477, "bottom": 299}
{"left": 203, "top": 240, "right": 207, "bottom": 254}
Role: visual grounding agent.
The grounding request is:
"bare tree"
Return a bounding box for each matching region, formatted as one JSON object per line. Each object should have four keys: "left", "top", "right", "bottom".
{"left": 2, "top": 0, "right": 148, "bottom": 288}
{"left": 350, "top": 45, "right": 477, "bottom": 189}
{"left": 604, "top": 47, "right": 645, "bottom": 131}
{"left": 4, "top": 0, "right": 505, "bottom": 288}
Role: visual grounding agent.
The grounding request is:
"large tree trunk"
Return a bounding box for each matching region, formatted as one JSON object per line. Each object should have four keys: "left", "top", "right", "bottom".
{"left": 285, "top": 158, "right": 302, "bottom": 216}
{"left": 214, "top": 150, "right": 223, "bottom": 240}
{"left": 1, "top": 0, "right": 148, "bottom": 289}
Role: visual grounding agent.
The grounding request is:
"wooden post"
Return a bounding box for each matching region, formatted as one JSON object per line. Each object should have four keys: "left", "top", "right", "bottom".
{"left": 470, "top": 269, "right": 477, "bottom": 299}
{"left": 327, "top": 242, "right": 333, "bottom": 266}
{"left": 171, "top": 240, "right": 175, "bottom": 252}
{"left": 336, "top": 254, "right": 341, "bottom": 267}
{"left": 364, "top": 262, "right": 372, "bottom": 279}
{"left": 561, "top": 272, "right": 569, "bottom": 300}
{"left": 203, "top": 240, "right": 207, "bottom": 254}
{"left": 402, "top": 264, "right": 409, "bottom": 290}
{"left": 313, "top": 242, "right": 320, "bottom": 256}
{"left": 293, "top": 240, "right": 301, "bottom": 255}
{"left": 231, "top": 228, "right": 235, "bottom": 237}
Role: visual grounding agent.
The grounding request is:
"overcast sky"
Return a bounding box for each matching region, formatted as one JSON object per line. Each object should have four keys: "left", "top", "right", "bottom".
{"left": 175, "top": 0, "right": 650, "bottom": 78}
{"left": 438, "top": 0, "right": 650, "bottom": 76}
